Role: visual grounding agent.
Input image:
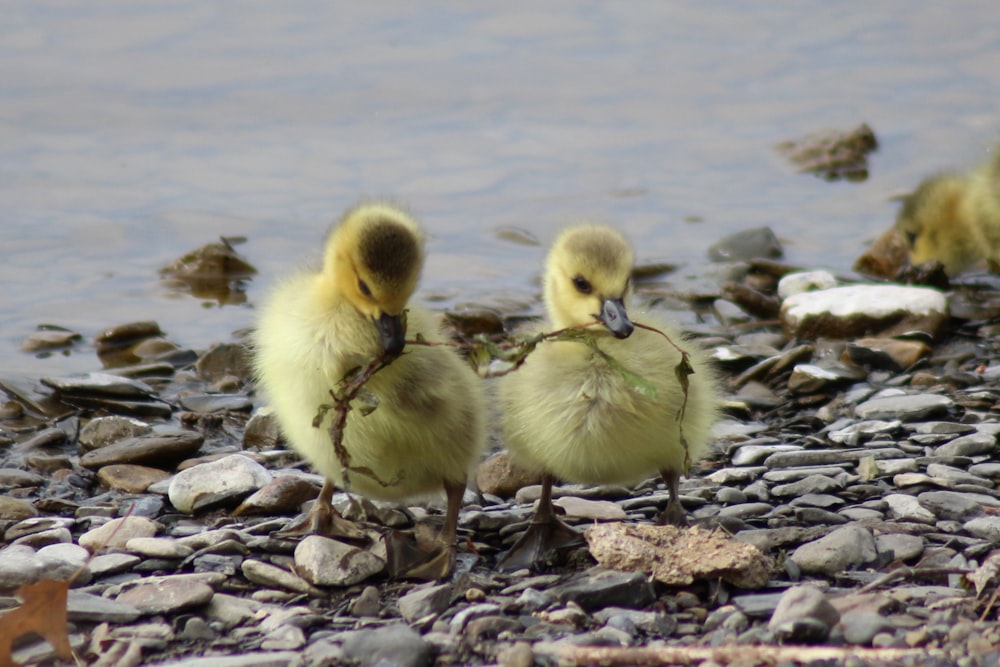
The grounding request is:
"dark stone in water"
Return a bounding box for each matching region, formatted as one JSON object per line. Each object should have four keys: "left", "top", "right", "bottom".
{"left": 41, "top": 373, "right": 157, "bottom": 399}
{"left": 179, "top": 394, "right": 252, "bottom": 413}
{"left": 95, "top": 321, "right": 164, "bottom": 349}
{"left": 196, "top": 343, "right": 252, "bottom": 383}
{"left": 708, "top": 227, "right": 783, "bottom": 263}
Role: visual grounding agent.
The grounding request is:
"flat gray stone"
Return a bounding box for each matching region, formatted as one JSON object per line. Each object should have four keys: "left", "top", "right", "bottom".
{"left": 854, "top": 394, "right": 954, "bottom": 422}
{"left": 67, "top": 590, "right": 141, "bottom": 623}
{"left": 883, "top": 494, "right": 937, "bottom": 523}
{"left": 789, "top": 524, "right": 878, "bottom": 575}
{"left": 874, "top": 533, "right": 925, "bottom": 562}
{"left": 731, "top": 444, "right": 801, "bottom": 466}
{"left": 764, "top": 448, "right": 906, "bottom": 469}
{"left": 935, "top": 432, "right": 997, "bottom": 458}
{"left": 964, "top": 517, "right": 1000, "bottom": 541}
{"left": 551, "top": 568, "right": 656, "bottom": 612}
{"left": 768, "top": 584, "right": 840, "bottom": 643}
{"left": 80, "top": 430, "right": 204, "bottom": 469}
{"left": 149, "top": 653, "right": 300, "bottom": 667}
{"left": 78, "top": 516, "right": 159, "bottom": 552}
{"left": 918, "top": 490, "right": 999, "bottom": 521}
{"left": 770, "top": 474, "right": 842, "bottom": 498}
{"left": 116, "top": 577, "right": 215, "bottom": 615}
{"left": 293, "top": 535, "right": 384, "bottom": 587}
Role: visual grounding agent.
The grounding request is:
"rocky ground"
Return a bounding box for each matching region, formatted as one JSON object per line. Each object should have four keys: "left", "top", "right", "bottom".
{"left": 4, "top": 247, "right": 1000, "bottom": 667}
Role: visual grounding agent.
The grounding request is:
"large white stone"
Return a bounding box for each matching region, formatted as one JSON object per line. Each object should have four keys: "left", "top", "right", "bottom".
{"left": 780, "top": 284, "right": 947, "bottom": 339}
{"left": 168, "top": 454, "right": 272, "bottom": 513}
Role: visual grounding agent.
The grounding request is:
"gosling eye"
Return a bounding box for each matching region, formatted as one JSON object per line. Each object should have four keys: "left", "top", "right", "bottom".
{"left": 572, "top": 275, "right": 592, "bottom": 294}
{"left": 358, "top": 279, "right": 372, "bottom": 297}
{"left": 904, "top": 231, "right": 917, "bottom": 247}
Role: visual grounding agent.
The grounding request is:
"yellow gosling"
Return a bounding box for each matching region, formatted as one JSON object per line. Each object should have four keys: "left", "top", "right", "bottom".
{"left": 498, "top": 224, "right": 719, "bottom": 570}
{"left": 896, "top": 148, "right": 1000, "bottom": 275}
{"left": 253, "top": 203, "right": 486, "bottom": 578}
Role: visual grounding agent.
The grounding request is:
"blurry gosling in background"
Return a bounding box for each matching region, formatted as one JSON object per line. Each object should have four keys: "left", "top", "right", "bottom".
{"left": 253, "top": 203, "right": 486, "bottom": 579}
{"left": 895, "top": 147, "right": 1000, "bottom": 276}
{"left": 498, "top": 224, "right": 719, "bottom": 570}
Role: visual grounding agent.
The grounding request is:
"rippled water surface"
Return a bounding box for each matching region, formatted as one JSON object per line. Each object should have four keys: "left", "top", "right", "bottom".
{"left": 2, "top": 1, "right": 999, "bottom": 375}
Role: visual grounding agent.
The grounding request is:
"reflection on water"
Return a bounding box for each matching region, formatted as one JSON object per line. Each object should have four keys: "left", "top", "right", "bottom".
{"left": 1, "top": 1, "right": 999, "bottom": 375}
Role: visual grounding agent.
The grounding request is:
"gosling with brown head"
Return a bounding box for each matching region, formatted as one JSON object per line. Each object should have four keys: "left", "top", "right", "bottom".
{"left": 253, "top": 203, "right": 486, "bottom": 578}
{"left": 497, "top": 224, "right": 720, "bottom": 570}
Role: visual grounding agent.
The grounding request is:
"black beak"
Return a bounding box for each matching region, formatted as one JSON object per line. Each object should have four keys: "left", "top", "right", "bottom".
{"left": 599, "top": 298, "right": 634, "bottom": 339}
{"left": 376, "top": 312, "right": 406, "bottom": 358}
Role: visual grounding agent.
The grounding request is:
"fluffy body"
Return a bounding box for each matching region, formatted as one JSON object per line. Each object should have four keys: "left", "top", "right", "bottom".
{"left": 896, "top": 149, "right": 1000, "bottom": 275}
{"left": 499, "top": 224, "right": 718, "bottom": 487}
{"left": 253, "top": 204, "right": 485, "bottom": 501}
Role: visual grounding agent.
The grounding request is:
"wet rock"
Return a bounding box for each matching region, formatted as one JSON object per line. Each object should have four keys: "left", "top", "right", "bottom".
{"left": 116, "top": 577, "right": 215, "bottom": 615}
{"left": 168, "top": 454, "right": 272, "bottom": 513}
{"left": 551, "top": 568, "right": 656, "bottom": 612}
{"left": 78, "top": 415, "right": 152, "bottom": 451}
{"left": 195, "top": 343, "right": 252, "bottom": 383}
{"left": 777, "top": 123, "right": 878, "bottom": 181}
{"left": 768, "top": 584, "right": 840, "bottom": 643}
{"left": 476, "top": 451, "right": 542, "bottom": 498}
{"left": 22, "top": 328, "right": 82, "bottom": 352}
{"left": 708, "top": 227, "right": 783, "bottom": 262}
{"left": 79, "top": 516, "right": 159, "bottom": 552}
{"left": 342, "top": 623, "right": 432, "bottom": 667}
{"left": 161, "top": 238, "right": 256, "bottom": 306}
{"left": 97, "top": 464, "right": 171, "bottom": 493}
{"left": 95, "top": 321, "right": 164, "bottom": 349}
{"left": 398, "top": 582, "right": 454, "bottom": 622}
{"left": 293, "top": 535, "right": 385, "bottom": 587}
{"left": 789, "top": 524, "right": 878, "bottom": 575}
{"left": 14, "top": 427, "right": 67, "bottom": 451}
{"left": 80, "top": 429, "right": 204, "bottom": 470}
{"left": 780, "top": 285, "right": 948, "bottom": 340}
{"left": 234, "top": 475, "right": 320, "bottom": 516}
{"left": 42, "top": 372, "right": 158, "bottom": 399}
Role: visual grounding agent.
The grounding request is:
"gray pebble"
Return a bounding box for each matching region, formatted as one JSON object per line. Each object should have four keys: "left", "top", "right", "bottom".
{"left": 168, "top": 454, "right": 272, "bottom": 513}
{"left": 790, "top": 524, "right": 877, "bottom": 575}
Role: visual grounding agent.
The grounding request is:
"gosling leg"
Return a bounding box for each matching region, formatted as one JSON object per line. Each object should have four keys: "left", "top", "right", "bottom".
{"left": 658, "top": 469, "right": 688, "bottom": 527}
{"left": 497, "top": 474, "right": 583, "bottom": 572}
{"left": 397, "top": 478, "right": 465, "bottom": 580}
{"left": 277, "top": 478, "right": 368, "bottom": 541}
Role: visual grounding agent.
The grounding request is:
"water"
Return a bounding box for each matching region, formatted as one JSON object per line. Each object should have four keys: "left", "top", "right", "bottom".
{"left": 2, "top": 1, "right": 999, "bottom": 376}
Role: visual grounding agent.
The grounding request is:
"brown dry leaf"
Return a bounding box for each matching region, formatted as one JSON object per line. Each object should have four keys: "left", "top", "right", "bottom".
{"left": 0, "top": 578, "right": 74, "bottom": 667}
{"left": 585, "top": 523, "right": 772, "bottom": 588}
{"left": 967, "top": 549, "right": 1000, "bottom": 597}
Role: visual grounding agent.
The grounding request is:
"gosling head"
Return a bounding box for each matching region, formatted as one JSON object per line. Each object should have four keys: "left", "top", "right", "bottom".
{"left": 544, "top": 225, "right": 635, "bottom": 339}
{"left": 324, "top": 203, "right": 425, "bottom": 357}
{"left": 895, "top": 174, "right": 981, "bottom": 276}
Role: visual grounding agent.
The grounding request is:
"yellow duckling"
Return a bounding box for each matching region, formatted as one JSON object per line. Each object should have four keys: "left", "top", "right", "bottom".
{"left": 253, "top": 203, "right": 486, "bottom": 578}
{"left": 498, "top": 224, "right": 719, "bottom": 570}
{"left": 895, "top": 148, "right": 1000, "bottom": 275}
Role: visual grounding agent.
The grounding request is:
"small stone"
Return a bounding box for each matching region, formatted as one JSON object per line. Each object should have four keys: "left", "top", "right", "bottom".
{"left": 293, "top": 535, "right": 384, "bottom": 587}
{"left": 349, "top": 585, "right": 382, "bottom": 617}
{"left": 116, "top": 578, "right": 215, "bottom": 615}
{"left": 553, "top": 496, "right": 627, "bottom": 520}
{"left": 179, "top": 394, "right": 252, "bottom": 413}
{"left": 551, "top": 568, "right": 656, "bottom": 612}
{"left": 78, "top": 416, "right": 152, "bottom": 452}
{"left": 241, "top": 559, "right": 323, "bottom": 597}
{"left": 789, "top": 524, "right": 877, "bottom": 575}
{"left": 854, "top": 394, "right": 955, "bottom": 422}
{"left": 79, "top": 516, "right": 159, "bottom": 552}
{"left": 770, "top": 474, "right": 841, "bottom": 498}
{"left": 97, "top": 464, "right": 171, "bottom": 493}
{"left": 883, "top": 494, "right": 937, "bottom": 523}
{"left": 768, "top": 584, "right": 840, "bottom": 643}
{"left": 398, "top": 583, "right": 454, "bottom": 622}
{"left": 476, "top": 451, "right": 542, "bottom": 498}
{"left": 964, "top": 517, "right": 1000, "bottom": 541}
{"left": 0, "top": 496, "right": 38, "bottom": 521}
{"left": 22, "top": 329, "right": 82, "bottom": 352}
{"left": 777, "top": 270, "right": 838, "bottom": 299}
{"left": 125, "top": 537, "right": 194, "bottom": 559}
{"left": 66, "top": 590, "right": 142, "bottom": 623}
{"left": 87, "top": 553, "right": 141, "bottom": 578}
{"left": 168, "top": 454, "right": 272, "bottom": 513}
{"left": 935, "top": 432, "right": 997, "bottom": 457}
{"left": 234, "top": 475, "right": 320, "bottom": 516}
{"left": 242, "top": 410, "right": 282, "bottom": 450}
{"left": 874, "top": 533, "right": 924, "bottom": 562}
{"left": 80, "top": 430, "right": 204, "bottom": 470}
{"left": 918, "top": 490, "right": 998, "bottom": 521}
{"left": 731, "top": 444, "right": 801, "bottom": 466}
{"left": 341, "top": 624, "right": 432, "bottom": 667}
{"left": 0, "top": 544, "right": 45, "bottom": 590}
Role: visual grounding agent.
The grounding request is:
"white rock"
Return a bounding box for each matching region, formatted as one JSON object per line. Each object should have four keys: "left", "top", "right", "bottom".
{"left": 125, "top": 537, "right": 194, "bottom": 559}
{"left": 168, "top": 454, "right": 272, "bottom": 513}
{"left": 780, "top": 284, "right": 948, "bottom": 339}
{"left": 294, "top": 535, "right": 385, "bottom": 587}
{"left": 777, "top": 270, "right": 838, "bottom": 299}
{"left": 883, "top": 494, "right": 937, "bottom": 523}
